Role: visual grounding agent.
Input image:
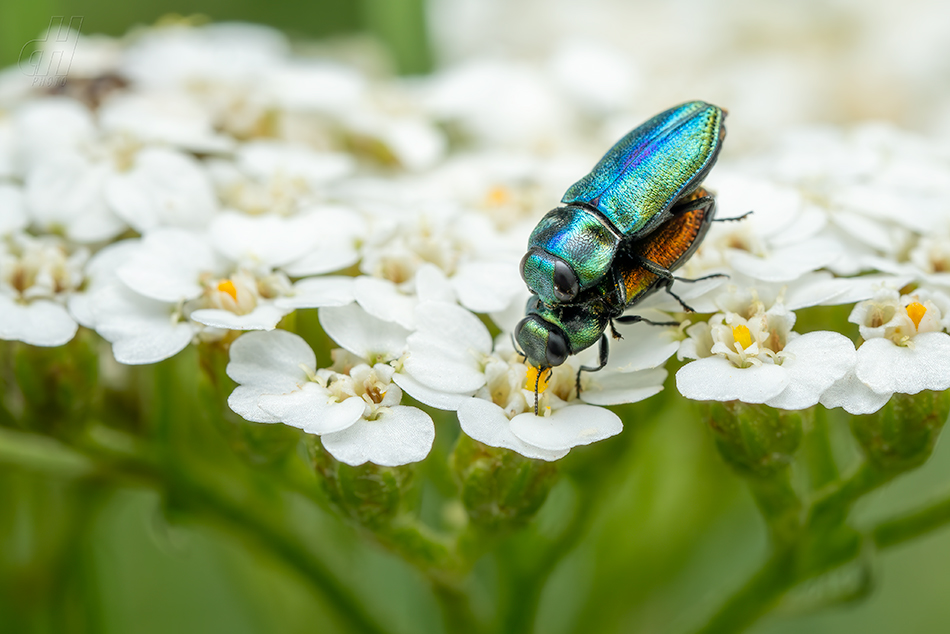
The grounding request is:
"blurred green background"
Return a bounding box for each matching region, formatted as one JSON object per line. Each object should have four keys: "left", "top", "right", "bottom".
{"left": 0, "top": 0, "right": 432, "bottom": 75}
{"left": 4, "top": 1, "right": 950, "bottom": 633}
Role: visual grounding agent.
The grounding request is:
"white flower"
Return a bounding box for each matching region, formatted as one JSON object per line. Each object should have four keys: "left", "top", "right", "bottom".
{"left": 90, "top": 220, "right": 356, "bottom": 364}
{"left": 395, "top": 301, "right": 663, "bottom": 460}
{"left": 677, "top": 294, "right": 855, "bottom": 408}
{"left": 16, "top": 98, "right": 220, "bottom": 240}
{"left": 227, "top": 329, "right": 434, "bottom": 467}
{"left": 354, "top": 208, "right": 525, "bottom": 326}
{"left": 822, "top": 288, "right": 950, "bottom": 413}
{"left": 0, "top": 183, "right": 27, "bottom": 236}
{"left": 0, "top": 232, "right": 87, "bottom": 346}
{"left": 690, "top": 172, "right": 843, "bottom": 283}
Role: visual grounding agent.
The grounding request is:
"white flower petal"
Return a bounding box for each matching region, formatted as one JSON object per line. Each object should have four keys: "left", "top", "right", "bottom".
{"left": 229, "top": 385, "right": 282, "bottom": 423}
{"left": 319, "top": 303, "right": 410, "bottom": 362}
{"left": 259, "top": 385, "right": 365, "bottom": 434}
{"left": 226, "top": 329, "right": 315, "bottom": 390}
{"left": 117, "top": 229, "right": 217, "bottom": 302}
{"left": 403, "top": 302, "right": 493, "bottom": 393}
{"left": 392, "top": 371, "right": 474, "bottom": 410}
{"left": 92, "top": 285, "right": 194, "bottom": 364}
{"left": 819, "top": 370, "right": 892, "bottom": 415}
{"left": 190, "top": 305, "right": 287, "bottom": 331}
{"left": 580, "top": 367, "right": 667, "bottom": 406}
{"left": 0, "top": 184, "right": 28, "bottom": 235}
{"left": 603, "top": 322, "right": 680, "bottom": 372}
{"left": 676, "top": 356, "right": 790, "bottom": 403}
{"left": 26, "top": 157, "right": 126, "bottom": 243}
{"left": 275, "top": 276, "right": 355, "bottom": 309}
{"left": 452, "top": 260, "right": 523, "bottom": 313}
{"left": 764, "top": 331, "right": 856, "bottom": 410}
{"left": 415, "top": 263, "right": 456, "bottom": 305}
{"left": 210, "top": 212, "right": 320, "bottom": 269}
{"left": 106, "top": 147, "right": 218, "bottom": 232}
{"left": 855, "top": 333, "right": 950, "bottom": 395}
{"left": 321, "top": 406, "right": 435, "bottom": 466}
{"left": 457, "top": 398, "right": 568, "bottom": 460}
{"left": 354, "top": 276, "right": 417, "bottom": 330}
{"left": 0, "top": 297, "right": 77, "bottom": 346}
{"left": 726, "top": 237, "right": 842, "bottom": 283}
{"left": 509, "top": 404, "right": 622, "bottom": 451}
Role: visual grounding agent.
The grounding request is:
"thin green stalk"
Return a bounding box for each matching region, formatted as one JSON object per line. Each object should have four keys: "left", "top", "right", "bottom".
{"left": 873, "top": 491, "right": 950, "bottom": 549}
{"left": 804, "top": 408, "right": 839, "bottom": 491}
{"left": 692, "top": 549, "right": 797, "bottom": 634}
{"left": 809, "top": 462, "right": 889, "bottom": 528}
{"left": 431, "top": 580, "right": 484, "bottom": 634}
{"left": 747, "top": 469, "right": 803, "bottom": 545}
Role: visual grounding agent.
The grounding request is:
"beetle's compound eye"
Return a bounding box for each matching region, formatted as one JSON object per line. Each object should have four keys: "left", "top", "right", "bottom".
{"left": 544, "top": 329, "right": 569, "bottom": 368}
{"left": 552, "top": 260, "right": 579, "bottom": 302}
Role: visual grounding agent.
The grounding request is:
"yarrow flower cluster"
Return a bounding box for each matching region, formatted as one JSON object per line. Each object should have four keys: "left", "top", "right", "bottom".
{"left": 3, "top": 20, "right": 950, "bottom": 466}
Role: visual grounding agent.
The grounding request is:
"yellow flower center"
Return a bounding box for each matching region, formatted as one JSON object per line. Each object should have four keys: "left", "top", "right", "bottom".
{"left": 906, "top": 301, "right": 927, "bottom": 330}
{"left": 484, "top": 185, "right": 512, "bottom": 208}
{"left": 732, "top": 324, "right": 753, "bottom": 349}
{"left": 524, "top": 365, "right": 552, "bottom": 393}
{"left": 217, "top": 279, "right": 238, "bottom": 301}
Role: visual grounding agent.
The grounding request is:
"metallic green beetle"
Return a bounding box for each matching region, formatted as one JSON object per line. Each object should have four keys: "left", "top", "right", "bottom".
{"left": 515, "top": 195, "right": 720, "bottom": 400}
{"left": 520, "top": 101, "right": 725, "bottom": 306}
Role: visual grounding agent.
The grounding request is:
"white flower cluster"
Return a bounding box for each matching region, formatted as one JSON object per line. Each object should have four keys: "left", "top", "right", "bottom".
{"left": 2, "top": 21, "right": 949, "bottom": 466}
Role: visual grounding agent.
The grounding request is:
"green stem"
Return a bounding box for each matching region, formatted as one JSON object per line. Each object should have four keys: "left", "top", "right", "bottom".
{"left": 809, "top": 462, "right": 889, "bottom": 528}
{"left": 693, "top": 549, "right": 796, "bottom": 634}
{"left": 747, "top": 469, "right": 802, "bottom": 545}
{"left": 804, "top": 408, "right": 839, "bottom": 490}
{"left": 873, "top": 490, "right": 950, "bottom": 549}
{"left": 431, "top": 580, "right": 483, "bottom": 634}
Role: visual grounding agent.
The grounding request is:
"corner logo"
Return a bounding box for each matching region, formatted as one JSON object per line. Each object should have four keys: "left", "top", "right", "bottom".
{"left": 18, "top": 16, "right": 84, "bottom": 87}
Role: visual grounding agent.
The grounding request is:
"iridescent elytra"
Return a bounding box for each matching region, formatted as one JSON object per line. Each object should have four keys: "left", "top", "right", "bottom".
{"left": 520, "top": 101, "right": 725, "bottom": 307}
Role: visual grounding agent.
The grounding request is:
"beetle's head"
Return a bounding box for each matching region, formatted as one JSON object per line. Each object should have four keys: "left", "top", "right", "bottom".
{"left": 515, "top": 314, "right": 570, "bottom": 371}
{"left": 514, "top": 295, "right": 608, "bottom": 371}
{"left": 521, "top": 206, "right": 617, "bottom": 304}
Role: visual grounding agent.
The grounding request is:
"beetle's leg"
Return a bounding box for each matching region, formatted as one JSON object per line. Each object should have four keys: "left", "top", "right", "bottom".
{"left": 669, "top": 193, "right": 715, "bottom": 217}
{"left": 636, "top": 258, "right": 698, "bottom": 312}
{"left": 609, "top": 320, "right": 622, "bottom": 339}
{"left": 673, "top": 272, "right": 728, "bottom": 283}
{"left": 576, "top": 333, "right": 609, "bottom": 398}
{"left": 615, "top": 314, "right": 680, "bottom": 327}
{"left": 713, "top": 210, "right": 753, "bottom": 222}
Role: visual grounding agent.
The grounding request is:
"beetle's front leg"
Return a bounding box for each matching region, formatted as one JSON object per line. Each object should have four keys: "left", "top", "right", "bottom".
{"left": 576, "top": 333, "right": 609, "bottom": 398}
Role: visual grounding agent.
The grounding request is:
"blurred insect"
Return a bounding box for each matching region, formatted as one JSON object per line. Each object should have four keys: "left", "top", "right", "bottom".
{"left": 520, "top": 101, "right": 726, "bottom": 307}
{"left": 515, "top": 196, "right": 748, "bottom": 413}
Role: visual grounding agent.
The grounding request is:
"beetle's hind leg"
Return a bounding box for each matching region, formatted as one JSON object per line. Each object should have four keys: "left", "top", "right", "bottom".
{"left": 713, "top": 210, "right": 753, "bottom": 222}
{"left": 669, "top": 192, "right": 715, "bottom": 218}
{"left": 636, "top": 258, "right": 702, "bottom": 312}
{"left": 576, "top": 333, "right": 609, "bottom": 399}
{"left": 615, "top": 313, "right": 680, "bottom": 328}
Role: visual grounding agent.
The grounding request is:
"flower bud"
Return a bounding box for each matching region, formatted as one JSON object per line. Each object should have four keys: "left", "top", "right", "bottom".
{"left": 850, "top": 390, "right": 950, "bottom": 473}
{"left": 451, "top": 434, "right": 558, "bottom": 530}
{"left": 312, "top": 441, "right": 414, "bottom": 529}
{"left": 10, "top": 333, "right": 99, "bottom": 431}
{"left": 705, "top": 401, "right": 804, "bottom": 477}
